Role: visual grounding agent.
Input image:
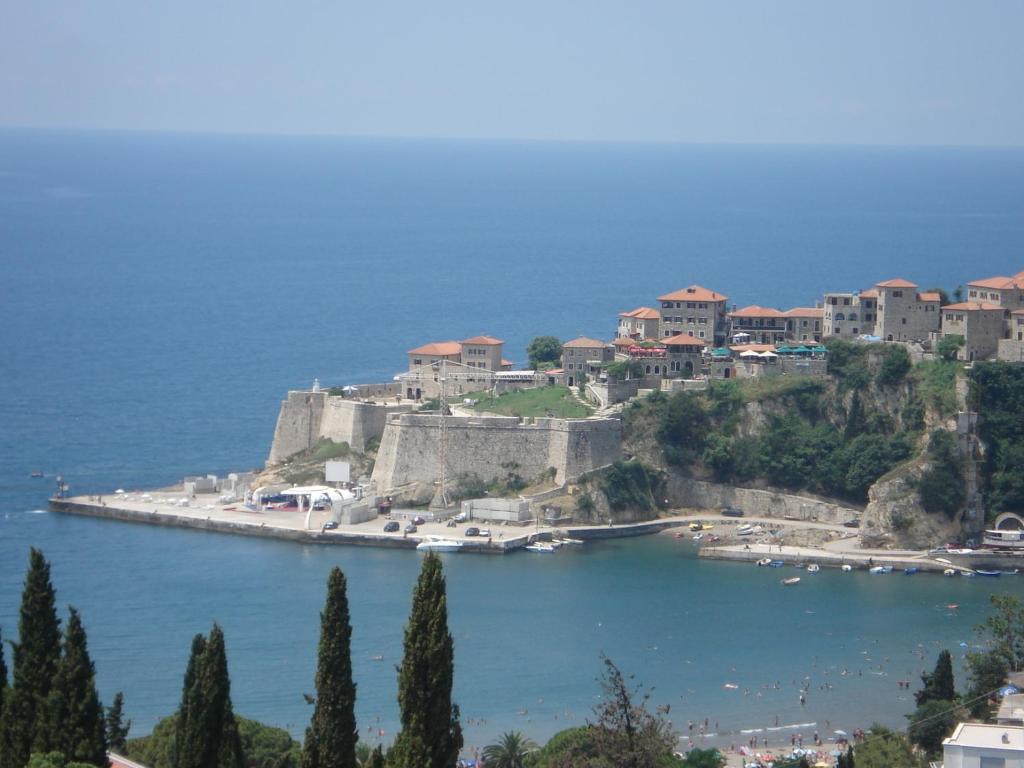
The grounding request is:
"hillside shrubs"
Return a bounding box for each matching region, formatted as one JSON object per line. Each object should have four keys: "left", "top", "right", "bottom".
{"left": 971, "top": 362, "right": 1024, "bottom": 515}
{"left": 876, "top": 346, "right": 912, "bottom": 387}
{"left": 917, "top": 431, "right": 965, "bottom": 518}
{"left": 600, "top": 461, "right": 664, "bottom": 512}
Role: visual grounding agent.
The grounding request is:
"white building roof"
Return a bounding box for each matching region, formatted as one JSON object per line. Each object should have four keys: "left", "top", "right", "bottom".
{"left": 944, "top": 722, "right": 1024, "bottom": 750}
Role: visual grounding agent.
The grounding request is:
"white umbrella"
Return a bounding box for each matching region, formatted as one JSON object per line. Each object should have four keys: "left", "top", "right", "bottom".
{"left": 740, "top": 350, "right": 761, "bottom": 358}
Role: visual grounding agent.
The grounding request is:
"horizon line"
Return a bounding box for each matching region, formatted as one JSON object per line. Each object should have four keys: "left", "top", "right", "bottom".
{"left": 1, "top": 123, "right": 1023, "bottom": 151}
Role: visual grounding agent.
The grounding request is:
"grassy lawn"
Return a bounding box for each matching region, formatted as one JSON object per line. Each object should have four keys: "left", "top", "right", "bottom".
{"left": 468, "top": 386, "right": 593, "bottom": 418}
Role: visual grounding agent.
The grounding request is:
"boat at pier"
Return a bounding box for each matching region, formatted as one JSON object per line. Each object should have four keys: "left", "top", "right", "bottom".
{"left": 869, "top": 566, "right": 893, "bottom": 574}
{"left": 416, "top": 537, "right": 463, "bottom": 552}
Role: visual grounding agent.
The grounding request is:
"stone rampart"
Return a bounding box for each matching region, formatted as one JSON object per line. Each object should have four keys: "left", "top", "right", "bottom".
{"left": 267, "top": 390, "right": 414, "bottom": 465}
{"left": 667, "top": 476, "right": 862, "bottom": 525}
{"left": 371, "top": 413, "right": 621, "bottom": 492}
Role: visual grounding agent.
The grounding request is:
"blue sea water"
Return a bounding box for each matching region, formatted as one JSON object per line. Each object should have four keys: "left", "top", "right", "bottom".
{"left": 2, "top": 129, "right": 1024, "bottom": 750}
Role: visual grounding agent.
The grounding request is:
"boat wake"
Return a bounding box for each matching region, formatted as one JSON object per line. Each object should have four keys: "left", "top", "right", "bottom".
{"left": 26, "top": 509, "right": 48, "bottom": 515}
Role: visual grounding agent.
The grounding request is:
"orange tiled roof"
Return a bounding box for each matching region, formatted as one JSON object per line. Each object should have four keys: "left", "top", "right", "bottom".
{"left": 546, "top": 368, "right": 564, "bottom": 375}
{"left": 613, "top": 337, "right": 637, "bottom": 346}
{"left": 408, "top": 341, "right": 462, "bottom": 356}
{"left": 663, "top": 333, "right": 707, "bottom": 348}
{"left": 970, "top": 271, "right": 1024, "bottom": 290}
{"left": 462, "top": 335, "right": 504, "bottom": 346}
{"left": 657, "top": 284, "right": 728, "bottom": 302}
{"left": 942, "top": 301, "right": 1003, "bottom": 311}
{"left": 917, "top": 292, "right": 942, "bottom": 302}
{"left": 501, "top": 359, "right": 513, "bottom": 367}
{"left": 619, "top": 306, "right": 661, "bottom": 320}
{"left": 563, "top": 336, "right": 608, "bottom": 349}
{"left": 859, "top": 289, "right": 879, "bottom": 299}
{"left": 730, "top": 304, "right": 785, "bottom": 318}
{"left": 875, "top": 278, "right": 919, "bottom": 289}
{"left": 782, "top": 307, "right": 824, "bottom": 318}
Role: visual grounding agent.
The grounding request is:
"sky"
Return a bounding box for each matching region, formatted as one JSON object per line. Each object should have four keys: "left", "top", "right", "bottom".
{"left": 2, "top": 1, "right": 1023, "bottom": 145}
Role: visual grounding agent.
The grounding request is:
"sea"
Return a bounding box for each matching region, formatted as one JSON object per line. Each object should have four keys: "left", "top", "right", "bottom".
{"left": 2, "top": 129, "right": 1024, "bottom": 752}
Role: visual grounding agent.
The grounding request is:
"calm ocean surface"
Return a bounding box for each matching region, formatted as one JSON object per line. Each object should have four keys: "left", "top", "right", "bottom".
{"left": 2, "top": 130, "right": 1024, "bottom": 749}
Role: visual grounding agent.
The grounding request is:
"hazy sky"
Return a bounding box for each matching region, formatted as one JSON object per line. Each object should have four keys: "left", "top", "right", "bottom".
{"left": 2, "top": 1, "right": 1022, "bottom": 145}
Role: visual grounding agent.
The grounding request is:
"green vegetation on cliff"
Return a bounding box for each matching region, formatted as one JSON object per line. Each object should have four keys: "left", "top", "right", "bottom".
{"left": 625, "top": 345, "right": 966, "bottom": 507}
{"left": 971, "top": 362, "right": 1024, "bottom": 516}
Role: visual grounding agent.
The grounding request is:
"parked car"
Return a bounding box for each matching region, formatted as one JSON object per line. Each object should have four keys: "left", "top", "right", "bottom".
{"left": 465, "top": 527, "right": 480, "bottom": 537}
{"left": 842, "top": 519, "right": 861, "bottom": 528}
{"left": 721, "top": 507, "right": 744, "bottom": 517}
{"left": 454, "top": 511, "right": 469, "bottom": 522}
{"left": 321, "top": 521, "right": 339, "bottom": 531}
{"left": 383, "top": 521, "right": 400, "bottom": 533}
{"left": 413, "top": 516, "right": 426, "bottom": 525}
{"left": 404, "top": 523, "right": 418, "bottom": 534}
{"left": 478, "top": 529, "right": 492, "bottom": 538}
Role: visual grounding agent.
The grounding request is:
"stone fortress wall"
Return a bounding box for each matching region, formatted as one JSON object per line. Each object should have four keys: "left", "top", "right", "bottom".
{"left": 266, "top": 390, "right": 414, "bottom": 466}
{"left": 370, "top": 413, "right": 622, "bottom": 492}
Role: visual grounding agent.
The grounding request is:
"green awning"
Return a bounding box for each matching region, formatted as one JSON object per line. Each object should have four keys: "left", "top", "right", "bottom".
{"left": 711, "top": 348, "right": 732, "bottom": 357}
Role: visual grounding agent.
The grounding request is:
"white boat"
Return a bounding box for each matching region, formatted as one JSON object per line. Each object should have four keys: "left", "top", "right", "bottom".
{"left": 554, "top": 537, "right": 584, "bottom": 546}
{"left": 806, "top": 564, "right": 820, "bottom": 573}
{"left": 841, "top": 564, "right": 853, "bottom": 572}
{"left": 737, "top": 524, "right": 755, "bottom": 536}
{"left": 415, "top": 538, "right": 463, "bottom": 552}
{"left": 692, "top": 533, "right": 704, "bottom": 541}
{"left": 756, "top": 557, "right": 773, "bottom": 567}
{"left": 869, "top": 565, "right": 893, "bottom": 574}
{"left": 525, "top": 544, "right": 555, "bottom": 553}
{"left": 782, "top": 577, "right": 801, "bottom": 586}
{"left": 944, "top": 568, "right": 957, "bottom": 577}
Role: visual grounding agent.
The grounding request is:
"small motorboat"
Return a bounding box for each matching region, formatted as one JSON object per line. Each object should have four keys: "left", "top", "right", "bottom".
{"left": 416, "top": 538, "right": 463, "bottom": 552}
{"left": 976, "top": 570, "right": 1002, "bottom": 577}
{"left": 737, "top": 524, "right": 754, "bottom": 536}
{"left": 525, "top": 544, "right": 555, "bottom": 553}
{"left": 757, "top": 558, "right": 773, "bottom": 567}
{"left": 689, "top": 522, "right": 704, "bottom": 531}
{"left": 769, "top": 560, "right": 785, "bottom": 568}
{"left": 944, "top": 568, "right": 957, "bottom": 577}
{"left": 904, "top": 567, "right": 920, "bottom": 575}
{"left": 841, "top": 564, "right": 853, "bottom": 572}
{"left": 782, "top": 577, "right": 801, "bottom": 586}
{"left": 30, "top": 471, "right": 44, "bottom": 478}
{"left": 869, "top": 566, "right": 893, "bottom": 574}
{"left": 692, "top": 533, "right": 704, "bottom": 541}
{"left": 806, "top": 564, "right": 820, "bottom": 573}
{"left": 556, "top": 538, "right": 584, "bottom": 545}
{"left": 947, "top": 603, "right": 959, "bottom": 610}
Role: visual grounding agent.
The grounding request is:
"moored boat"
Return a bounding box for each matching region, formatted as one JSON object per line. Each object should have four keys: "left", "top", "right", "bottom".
{"left": 525, "top": 544, "right": 555, "bottom": 553}
{"left": 769, "top": 560, "right": 785, "bottom": 568}
{"left": 841, "top": 564, "right": 853, "bottom": 572}
{"left": 806, "top": 564, "right": 820, "bottom": 573}
{"left": 904, "top": 567, "right": 920, "bottom": 575}
{"left": 943, "top": 568, "right": 957, "bottom": 577}
{"left": 976, "top": 570, "right": 1002, "bottom": 577}
{"left": 869, "top": 565, "right": 893, "bottom": 574}
{"left": 415, "top": 537, "right": 463, "bottom": 552}
{"left": 782, "top": 577, "right": 801, "bottom": 586}
{"left": 756, "top": 557, "right": 772, "bottom": 567}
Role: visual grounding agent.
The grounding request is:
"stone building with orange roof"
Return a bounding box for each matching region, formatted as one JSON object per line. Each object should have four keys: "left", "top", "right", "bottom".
{"left": 656, "top": 284, "right": 729, "bottom": 344}
{"left": 616, "top": 306, "right": 661, "bottom": 340}
{"left": 874, "top": 278, "right": 941, "bottom": 342}
{"left": 728, "top": 305, "right": 788, "bottom": 345}
{"left": 461, "top": 335, "right": 506, "bottom": 371}
{"left": 941, "top": 301, "right": 1005, "bottom": 361}
{"left": 783, "top": 307, "right": 824, "bottom": 342}
{"left": 561, "top": 336, "right": 614, "bottom": 387}
{"left": 967, "top": 270, "right": 1024, "bottom": 311}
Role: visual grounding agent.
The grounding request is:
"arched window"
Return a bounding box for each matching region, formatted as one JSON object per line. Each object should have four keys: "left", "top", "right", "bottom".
{"left": 835, "top": 313, "right": 845, "bottom": 321}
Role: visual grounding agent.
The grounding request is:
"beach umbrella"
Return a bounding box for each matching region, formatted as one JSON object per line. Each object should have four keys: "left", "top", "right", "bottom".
{"left": 740, "top": 350, "right": 760, "bottom": 358}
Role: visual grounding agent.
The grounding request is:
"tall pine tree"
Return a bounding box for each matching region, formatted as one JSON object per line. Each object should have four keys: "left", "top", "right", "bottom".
{"left": 174, "top": 625, "right": 243, "bottom": 768}
{"left": 45, "top": 607, "right": 108, "bottom": 766}
{"left": 390, "top": 553, "right": 462, "bottom": 768}
{"left": 0, "top": 548, "right": 63, "bottom": 768}
{"left": 105, "top": 693, "right": 131, "bottom": 753}
{"left": 916, "top": 649, "right": 956, "bottom": 705}
{"left": 1, "top": 626, "right": 7, "bottom": 726}
{"left": 302, "top": 567, "right": 357, "bottom": 768}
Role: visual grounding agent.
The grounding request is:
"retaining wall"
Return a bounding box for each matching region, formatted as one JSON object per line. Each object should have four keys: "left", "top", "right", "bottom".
{"left": 667, "top": 477, "right": 862, "bottom": 525}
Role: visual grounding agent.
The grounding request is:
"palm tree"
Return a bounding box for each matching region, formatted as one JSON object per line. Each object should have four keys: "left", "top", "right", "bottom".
{"left": 481, "top": 731, "right": 538, "bottom": 768}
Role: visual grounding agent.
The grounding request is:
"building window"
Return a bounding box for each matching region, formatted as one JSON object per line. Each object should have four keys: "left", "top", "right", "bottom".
{"left": 892, "top": 290, "right": 903, "bottom": 298}
{"left": 901, "top": 318, "right": 907, "bottom": 324}
{"left": 698, "top": 331, "right": 705, "bottom": 338}
{"left": 413, "top": 359, "right": 422, "bottom": 365}
{"left": 843, "top": 298, "right": 850, "bottom": 305}
{"left": 687, "top": 302, "right": 696, "bottom": 308}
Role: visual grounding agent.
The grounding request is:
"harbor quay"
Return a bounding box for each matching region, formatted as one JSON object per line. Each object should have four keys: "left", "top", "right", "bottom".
{"left": 48, "top": 491, "right": 1021, "bottom": 574}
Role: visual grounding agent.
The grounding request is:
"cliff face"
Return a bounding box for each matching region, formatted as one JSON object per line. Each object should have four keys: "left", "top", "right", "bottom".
{"left": 617, "top": 349, "right": 967, "bottom": 547}
{"left": 861, "top": 459, "right": 961, "bottom": 549}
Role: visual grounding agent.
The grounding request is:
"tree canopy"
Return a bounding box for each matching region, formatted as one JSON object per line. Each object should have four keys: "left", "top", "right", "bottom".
{"left": 526, "top": 336, "right": 562, "bottom": 370}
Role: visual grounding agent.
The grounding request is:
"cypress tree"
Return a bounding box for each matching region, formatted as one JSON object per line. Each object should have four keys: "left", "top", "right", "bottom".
{"left": 105, "top": 693, "right": 131, "bottom": 753}
{"left": 46, "top": 607, "right": 108, "bottom": 766}
{"left": 174, "top": 625, "right": 243, "bottom": 768}
{"left": 302, "top": 567, "right": 357, "bottom": 768}
{"left": 390, "top": 553, "right": 462, "bottom": 768}
{"left": 0, "top": 548, "right": 63, "bottom": 768}
{"left": 1, "top": 626, "right": 7, "bottom": 725}
{"left": 916, "top": 649, "right": 956, "bottom": 706}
